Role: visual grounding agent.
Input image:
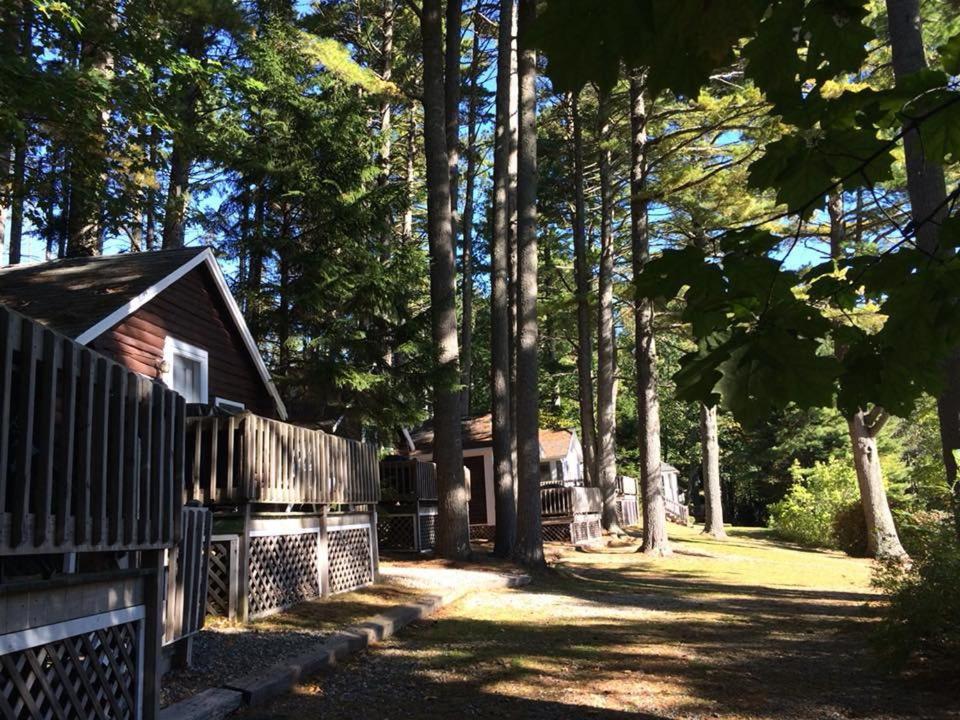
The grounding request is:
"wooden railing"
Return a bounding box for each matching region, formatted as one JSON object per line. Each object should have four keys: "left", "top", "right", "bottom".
{"left": 665, "top": 498, "right": 690, "bottom": 525}
{"left": 379, "top": 458, "right": 438, "bottom": 501}
{"left": 163, "top": 506, "right": 212, "bottom": 645}
{"left": 185, "top": 412, "right": 380, "bottom": 505}
{"left": 540, "top": 486, "right": 601, "bottom": 517}
{"left": 0, "top": 305, "right": 184, "bottom": 555}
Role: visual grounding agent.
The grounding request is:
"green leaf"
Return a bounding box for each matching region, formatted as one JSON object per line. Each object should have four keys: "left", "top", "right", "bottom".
{"left": 939, "top": 32, "right": 960, "bottom": 75}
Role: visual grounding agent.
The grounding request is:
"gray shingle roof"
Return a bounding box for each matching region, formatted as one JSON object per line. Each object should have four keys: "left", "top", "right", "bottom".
{"left": 0, "top": 247, "right": 206, "bottom": 338}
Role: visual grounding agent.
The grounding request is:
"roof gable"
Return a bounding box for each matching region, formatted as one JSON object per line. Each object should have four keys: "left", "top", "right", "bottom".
{"left": 0, "top": 248, "right": 286, "bottom": 419}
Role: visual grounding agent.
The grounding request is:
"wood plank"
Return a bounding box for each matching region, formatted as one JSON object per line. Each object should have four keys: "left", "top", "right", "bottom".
{"left": 11, "top": 320, "right": 38, "bottom": 548}
{"left": 107, "top": 364, "right": 127, "bottom": 545}
{"left": 91, "top": 357, "right": 110, "bottom": 546}
{"left": 123, "top": 371, "right": 141, "bottom": 545}
{"left": 151, "top": 383, "right": 165, "bottom": 544}
{"left": 31, "top": 328, "right": 58, "bottom": 547}
{"left": 173, "top": 395, "right": 185, "bottom": 541}
{"left": 0, "top": 309, "right": 15, "bottom": 524}
{"left": 139, "top": 377, "right": 154, "bottom": 545}
{"left": 55, "top": 339, "right": 78, "bottom": 546}
{"left": 73, "top": 349, "right": 95, "bottom": 545}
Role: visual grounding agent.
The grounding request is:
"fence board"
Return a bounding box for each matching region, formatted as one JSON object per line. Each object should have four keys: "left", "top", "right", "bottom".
{"left": 184, "top": 412, "right": 380, "bottom": 506}
{"left": 0, "top": 304, "right": 183, "bottom": 555}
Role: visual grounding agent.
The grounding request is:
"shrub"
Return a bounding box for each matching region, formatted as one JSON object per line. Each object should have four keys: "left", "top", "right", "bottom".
{"left": 833, "top": 501, "right": 868, "bottom": 557}
{"left": 768, "top": 457, "right": 859, "bottom": 548}
{"left": 874, "top": 522, "right": 960, "bottom": 671}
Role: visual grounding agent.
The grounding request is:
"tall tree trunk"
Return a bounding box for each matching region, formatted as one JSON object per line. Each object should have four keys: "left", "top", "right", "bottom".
{"left": 378, "top": 0, "right": 394, "bottom": 191}
{"left": 848, "top": 410, "right": 909, "bottom": 559}
{"left": 145, "top": 124, "right": 159, "bottom": 251}
{"left": 445, "top": 0, "right": 461, "bottom": 273}
{"left": 829, "top": 191, "right": 908, "bottom": 560}
{"left": 507, "top": 3, "right": 519, "bottom": 480}
{"left": 5, "top": 0, "right": 30, "bottom": 265}
{"left": 596, "top": 92, "right": 620, "bottom": 534}
{"left": 569, "top": 91, "right": 597, "bottom": 488}
{"left": 630, "top": 76, "right": 670, "bottom": 554}
{"left": 885, "top": 0, "right": 960, "bottom": 536}
{"left": 8, "top": 140, "right": 25, "bottom": 264}
{"left": 512, "top": 0, "right": 542, "bottom": 566}
{"left": 403, "top": 108, "right": 416, "bottom": 242}
{"left": 700, "top": 403, "right": 725, "bottom": 538}
{"left": 162, "top": 26, "right": 205, "bottom": 250}
{"left": 421, "top": 0, "right": 470, "bottom": 560}
{"left": 491, "top": 0, "right": 516, "bottom": 556}
{"left": 67, "top": 0, "right": 113, "bottom": 257}
{"left": 460, "top": 11, "right": 481, "bottom": 417}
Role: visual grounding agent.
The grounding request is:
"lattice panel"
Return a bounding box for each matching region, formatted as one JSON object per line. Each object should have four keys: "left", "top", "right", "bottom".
{"left": 469, "top": 524, "right": 494, "bottom": 542}
{"left": 248, "top": 532, "right": 320, "bottom": 617}
{"left": 207, "top": 540, "right": 232, "bottom": 616}
{"left": 541, "top": 522, "right": 571, "bottom": 543}
{"left": 418, "top": 514, "right": 437, "bottom": 551}
{"left": 0, "top": 620, "right": 140, "bottom": 720}
{"left": 570, "top": 514, "right": 603, "bottom": 546}
{"left": 616, "top": 497, "right": 640, "bottom": 527}
{"left": 377, "top": 515, "right": 416, "bottom": 551}
{"left": 328, "top": 527, "right": 373, "bottom": 595}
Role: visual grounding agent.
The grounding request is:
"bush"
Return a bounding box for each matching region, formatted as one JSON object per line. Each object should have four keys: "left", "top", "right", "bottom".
{"left": 874, "top": 523, "right": 960, "bottom": 671}
{"left": 768, "top": 457, "right": 859, "bottom": 548}
{"left": 833, "top": 501, "right": 868, "bottom": 557}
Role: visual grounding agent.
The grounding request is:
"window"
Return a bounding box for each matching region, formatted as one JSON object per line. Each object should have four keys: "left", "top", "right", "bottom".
{"left": 163, "top": 336, "right": 208, "bottom": 404}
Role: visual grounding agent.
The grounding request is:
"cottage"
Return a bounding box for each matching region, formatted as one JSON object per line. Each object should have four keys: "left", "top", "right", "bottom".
{"left": 0, "top": 246, "right": 285, "bottom": 419}
{"left": 403, "top": 414, "right": 601, "bottom": 544}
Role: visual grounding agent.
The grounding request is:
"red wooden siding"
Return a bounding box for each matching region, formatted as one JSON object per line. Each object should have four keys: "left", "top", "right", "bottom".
{"left": 89, "top": 267, "right": 277, "bottom": 417}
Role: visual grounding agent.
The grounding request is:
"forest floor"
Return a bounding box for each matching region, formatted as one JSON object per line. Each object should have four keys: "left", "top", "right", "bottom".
{"left": 234, "top": 525, "right": 960, "bottom": 720}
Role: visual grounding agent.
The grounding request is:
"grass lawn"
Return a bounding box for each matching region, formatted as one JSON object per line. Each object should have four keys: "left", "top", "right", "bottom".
{"left": 238, "top": 524, "right": 959, "bottom": 720}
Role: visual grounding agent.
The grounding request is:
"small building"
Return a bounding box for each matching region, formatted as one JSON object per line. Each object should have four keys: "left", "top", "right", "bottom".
{"left": 0, "top": 247, "right": 285, "bottom": 419}
{"left": 661, "top": 463, "right": 689, "bottom": 524}
{"left": 407, "top": 414, "right": 584, "bottom": 525}
{"left": 404, "top": 414, "right": 600, "bottom": 544}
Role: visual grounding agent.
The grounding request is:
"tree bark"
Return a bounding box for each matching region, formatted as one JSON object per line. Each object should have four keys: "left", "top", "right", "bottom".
{"left": 445, "top": 0, "right": 461, "bottom": 267}
{"left": 569, "top": 92, "right": 597, "bottom": 488}
{"left": 5, "top": 0, "right": 30, "bottom": 265}
{"left": 512, "top": 0, "right": 542, "bottom": 566}
{"left": 460, "top": 11, "right": 481, "bottom": 416}
{"left": 596, "top": 91, "right": 621, "bottom": 534}
{"left": 491, "top": 0, "right": 516, "bottom": 556}
{"left": 162, "top": 25, "right": 205, "bottom": 250}
{"left": 630, "top": 75, "right": 670, "bottom": 555}
{"left": 829, "top": 190, "right": 908, "bottom": 560}
{"left": 67, "top": 0, "right": 113, "bottom": 257}
{"left": 700, "top": 403, "right": 726, "bottom": 538}
{"left": 848, "top": 411, "right": 909, "bottom": 560}
{"left": 885, "top": 0, "right": 960, "bottom": 536}
{"left": 421, "top": 0, "right": 471, "bottom": 560}
{"left": 507, "top": 4, "right": 519, "bottom": 481}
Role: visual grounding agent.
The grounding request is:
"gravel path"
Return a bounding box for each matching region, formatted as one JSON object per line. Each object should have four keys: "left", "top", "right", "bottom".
{"left": 161, "top": 558, "right": 525, "bottom": 708}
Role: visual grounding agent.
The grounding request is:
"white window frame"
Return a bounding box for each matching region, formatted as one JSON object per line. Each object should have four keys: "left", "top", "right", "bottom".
{"left": 163, "top": 336, "right": 209, "bottom": 404}
{"left": 214, "top": 397, "right": 245, "bottom": 413}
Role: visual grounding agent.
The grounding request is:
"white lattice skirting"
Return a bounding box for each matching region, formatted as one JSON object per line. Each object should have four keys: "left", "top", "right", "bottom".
{"left": 0, "top": 607, "right": 144, "bottom": 720}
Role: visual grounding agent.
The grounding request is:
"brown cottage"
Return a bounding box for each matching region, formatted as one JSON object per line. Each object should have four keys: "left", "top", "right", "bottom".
{"left": 0, "top": 247, "right": 286, "bottom": 419}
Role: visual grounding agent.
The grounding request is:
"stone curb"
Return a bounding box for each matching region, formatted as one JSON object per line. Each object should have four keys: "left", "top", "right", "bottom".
{"left": 160, "top": 572, "right": 531, "bottom": 720}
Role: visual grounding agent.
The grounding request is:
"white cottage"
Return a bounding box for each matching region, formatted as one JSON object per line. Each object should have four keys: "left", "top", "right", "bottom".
{"left": 407, "top": 413, "right": 585, "bottom": 527}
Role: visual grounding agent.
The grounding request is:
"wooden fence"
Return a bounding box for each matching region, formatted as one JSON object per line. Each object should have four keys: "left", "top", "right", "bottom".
{"left": 540, "top": 486, "right": 602, "bottom": 518}
{"left": 0, "top": 305, "right": 184, "bottom": 555}
{"left": 163, "top": 506, "right": 212, "bottom": 646}
{"left": 379, "top": 458, "right": 437, "bottom": 501}
{"left": 185, "top": 412, "right": 380, "bottom": 506}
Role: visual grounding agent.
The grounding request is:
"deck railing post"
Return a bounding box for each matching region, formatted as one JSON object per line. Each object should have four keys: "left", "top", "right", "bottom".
{"left": 141, "top": 549, "right": 165, "bottom": 720}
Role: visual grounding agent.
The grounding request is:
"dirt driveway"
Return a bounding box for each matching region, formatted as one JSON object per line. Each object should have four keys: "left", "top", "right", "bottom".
{"left": 236, "top": 526, "right": 960, "bottom": 720}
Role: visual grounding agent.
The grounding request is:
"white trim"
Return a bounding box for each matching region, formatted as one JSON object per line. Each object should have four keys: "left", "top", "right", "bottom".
{"left": 328, "top": 523, "right": 373, "bottom": 532}
{"left": 73, "top": 248, "right": 288, "bottom": 420}
{"left": 163, "top": 335, "right": 209, "bottom": 404}
{"left": 214, "top": 397, "right": 245, "bottom": 412}
{"left": 249, "top": 527, "right": 320, "bottom": 538}
{"left": 0, "top": 605, "right": 145, "bottom": 655}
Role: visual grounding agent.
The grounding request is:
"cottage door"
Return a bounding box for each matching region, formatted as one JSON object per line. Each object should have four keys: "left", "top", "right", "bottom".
{"left": 463, "top": 455, "right": 487, "bottom": 525}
